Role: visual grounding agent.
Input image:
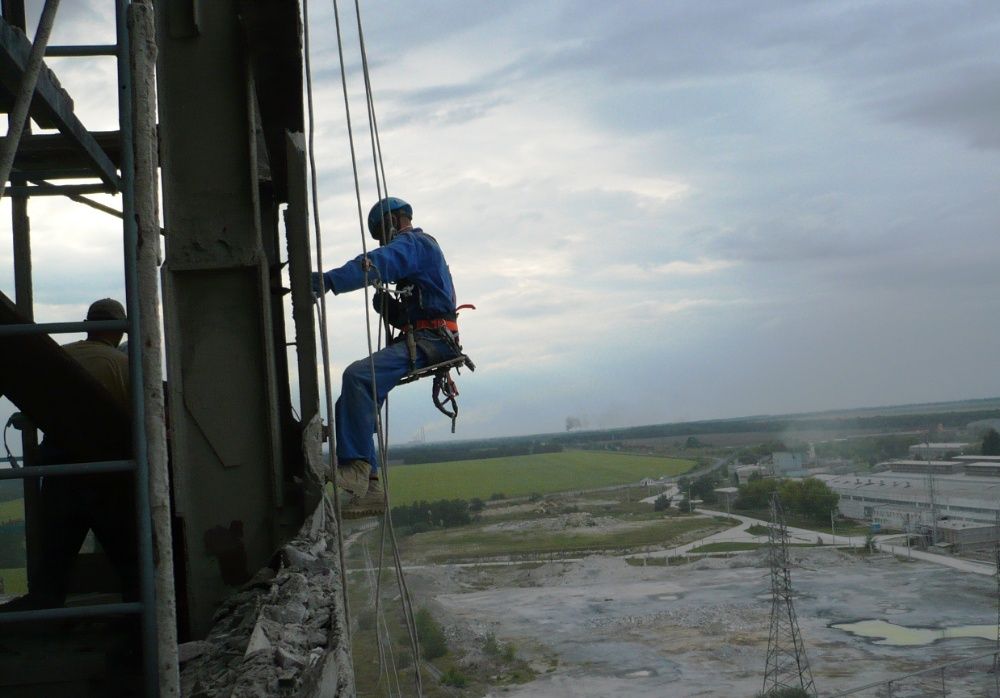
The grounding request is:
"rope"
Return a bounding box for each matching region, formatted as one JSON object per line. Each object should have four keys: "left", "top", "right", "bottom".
{"left": 301, "top": 0, "right": 352, "bottom": 652}
{"left": 362, "top": 529, "right": 402, "bottom": 697}
{"left": 350, "top": 0, "right": 428, "bottom": 686}
{"left": 329, "top": 0, "right": 424, "bottom": 693}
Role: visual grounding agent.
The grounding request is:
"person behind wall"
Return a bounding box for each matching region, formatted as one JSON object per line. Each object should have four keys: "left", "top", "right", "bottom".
{"left": 312, "top": 197, "right": 463, "bottom": 519}
{"left": 0, "top": 298, "right": 137, "bottom": 612}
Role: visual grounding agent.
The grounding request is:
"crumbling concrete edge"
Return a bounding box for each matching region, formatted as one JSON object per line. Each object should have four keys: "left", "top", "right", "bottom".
{"left": 296, "top": 494, "right": 355, "bottom": 698}
{"left": 179, "top": 493, "right": 355, "bottom": 697}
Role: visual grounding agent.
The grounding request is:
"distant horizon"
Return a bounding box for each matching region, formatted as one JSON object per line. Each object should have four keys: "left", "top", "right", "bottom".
{"left": 390, "top": 394, "right": 1000, "bottom": 448}
{"left": 3, "top": 393, "right": 997, "bottom": 464}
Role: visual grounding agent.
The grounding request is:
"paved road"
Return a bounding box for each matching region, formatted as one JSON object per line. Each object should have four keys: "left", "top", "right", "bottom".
{"left": 871, "top": 539, "right": 995, "bottom": 576}
{"left": 346, "top": 501, "right": 998, "bottom": 578}
{"left": 622, "top": 508, "right": 999, "bottom": 578}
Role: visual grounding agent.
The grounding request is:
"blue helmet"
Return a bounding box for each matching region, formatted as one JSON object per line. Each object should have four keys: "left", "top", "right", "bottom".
{"left": 367, "top": 197, "right": 412, "bottom": 238}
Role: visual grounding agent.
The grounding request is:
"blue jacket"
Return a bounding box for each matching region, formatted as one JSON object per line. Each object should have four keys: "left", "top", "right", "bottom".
{"left": 322, "top": 228, "right": 457, "bottom": 326}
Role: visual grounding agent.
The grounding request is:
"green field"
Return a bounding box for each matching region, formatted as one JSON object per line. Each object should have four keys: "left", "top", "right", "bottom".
{"left": 0, "top": 567, "right": 26, "bottom": 595}
{"left": 0, "top": 499, "right": 24, "bottom": 522}
{"left": 403, "top": 517, "right": 723, "bottom": 564}
{"left": 385, "top": 451, "right": 695, "bottom": 505}
{"left": 689, "top": 542, "right": 762, "bottom": 553}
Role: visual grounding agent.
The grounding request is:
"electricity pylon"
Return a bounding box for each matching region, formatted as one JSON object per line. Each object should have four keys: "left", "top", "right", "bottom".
{"left": 762, "top": 492, "right": 817, "bottom": 697}
{"left": 992, "top": 512, "right": 1000, "bottom": 676}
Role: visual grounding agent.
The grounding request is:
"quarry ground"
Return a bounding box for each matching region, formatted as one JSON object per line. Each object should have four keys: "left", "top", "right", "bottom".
{"left": 350, "top": 493, "right": 1000, "bottom": 698}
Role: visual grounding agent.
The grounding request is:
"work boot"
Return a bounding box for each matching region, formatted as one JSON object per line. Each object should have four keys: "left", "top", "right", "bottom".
{"left": 342, "top": 477, "right": 385, "bottom": 519}
{"left": 336, "top": 459, "right": 371, "bottom": 497}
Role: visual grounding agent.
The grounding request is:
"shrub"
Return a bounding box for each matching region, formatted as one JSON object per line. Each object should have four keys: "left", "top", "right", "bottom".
{"left": 391, "top": 499, "right": 471, "bottom": 530}
{"left": 483, "top": 631, "right": 517, "bottom": 663}
{"left": 440, "top": 667, "right": 468, "bottom": 687}
{"left": 415, "top": 608, "right": 447, "bottom": 660}
{"left": 653, "top": 495, "right": 670, "bottom": 512}
{"left": 469, "top": 497, "right": 485, "bottom": 512}
{"left": 357, "top": 609, "right": 375, "bottom": 631}
{"left": 483, "top": 631, "right": 501, "bottom": 656}
{"left": 489, "top": 492, "right": 506, "bottom": 501}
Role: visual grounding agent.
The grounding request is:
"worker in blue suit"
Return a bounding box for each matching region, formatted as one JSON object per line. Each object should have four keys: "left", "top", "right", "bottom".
{"left": 312, "top": 197, "right": 462, "bottom": 518}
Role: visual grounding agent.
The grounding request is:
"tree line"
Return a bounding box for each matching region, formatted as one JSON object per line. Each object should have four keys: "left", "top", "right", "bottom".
{"left": 734, "top": 476, "right": 839, "bottom": 524}
{"left": 391, "top": 498, "right": 473, "bottom": 533}
{"left": 391, "top": 440, "right": 562, "bottom": 465}
{"left": 391, "top": 405, "right": 1000, "bottom": 465}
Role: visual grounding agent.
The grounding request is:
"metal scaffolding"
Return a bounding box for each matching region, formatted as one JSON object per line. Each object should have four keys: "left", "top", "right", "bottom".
{"left": 0, "top": 1, "right": 353, "bottom": 694}
{"left": 0, "top": 1, "right": 175, "bottom": 695}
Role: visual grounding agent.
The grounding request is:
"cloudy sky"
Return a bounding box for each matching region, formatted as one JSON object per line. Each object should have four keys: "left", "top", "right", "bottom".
{"left": 2, "top": 1, "right": 1000, "bottom": 447}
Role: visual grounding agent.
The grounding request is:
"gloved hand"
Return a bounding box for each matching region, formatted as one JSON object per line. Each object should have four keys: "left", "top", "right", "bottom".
{"left": 372, "top": 289, "right": 406, "bottom": 328}
{"left": 311, "top": 272, "right": 331, "bottom": 299}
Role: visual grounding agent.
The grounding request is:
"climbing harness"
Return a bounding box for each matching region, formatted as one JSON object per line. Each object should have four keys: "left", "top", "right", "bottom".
{"left": 373, "top": 278, "right": 477, "bottom": 432}
{"left": 397, "top": 307, "right": 477, "bottom": 433}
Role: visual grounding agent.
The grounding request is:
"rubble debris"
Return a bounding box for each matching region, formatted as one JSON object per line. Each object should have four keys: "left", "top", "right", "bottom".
{"left": 178, "top": 641, "right": 214, "bottom": 664}
{"left": 179, "top": 494, "right": 354, "bottom": 697}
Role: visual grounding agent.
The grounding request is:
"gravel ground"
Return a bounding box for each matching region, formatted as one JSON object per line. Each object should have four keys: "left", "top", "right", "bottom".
{"left": 481, "top": 512, "right": 640, "bottom": 534}
{"left": 408, "top": 547, "right": 1000, "bottom": 697}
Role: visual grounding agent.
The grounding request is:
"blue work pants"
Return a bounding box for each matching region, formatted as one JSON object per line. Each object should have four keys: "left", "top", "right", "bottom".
{"left": 335, "top": 330, "right": 459, "bottom": 473}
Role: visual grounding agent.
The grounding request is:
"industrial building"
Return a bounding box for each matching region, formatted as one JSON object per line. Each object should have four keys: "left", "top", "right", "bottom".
{"left": 771, "top": 451, "right": 805, "bottom": 473}
{"left": 908, "top": 442, "right": 971, "bottom": 459}
{"left": 818, "top": 456, "right": 1000, "bottom": 550}
{"left": 735, "top": 464, "right": 770, "bottom": 484}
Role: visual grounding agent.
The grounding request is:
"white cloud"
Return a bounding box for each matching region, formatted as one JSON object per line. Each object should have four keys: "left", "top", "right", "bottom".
{"left": 5, "top": 0, "right": 1000, "bottom": 443}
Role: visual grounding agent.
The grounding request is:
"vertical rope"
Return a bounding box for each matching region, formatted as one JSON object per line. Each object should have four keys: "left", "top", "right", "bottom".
{"left": 322, "top": 0, "right": 425, "bottom": 692}
{"left": 346, "top": 0, "right": 426, "bottom": 687}
{"left": 302, "top": 0, "right": 352, "bottom": 652}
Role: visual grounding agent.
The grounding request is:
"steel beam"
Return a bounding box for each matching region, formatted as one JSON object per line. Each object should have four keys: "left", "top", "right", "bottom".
{"left": 10, "top": 130, "right": 121, "bottom": 179}
{"left": 0, "top": 602, "right": 141, "bottom": 625}
{"left": 45, "top": 44, "right": 117, "bottom": 57}
{"left": 0, "top": 16, "right": 119, "bottom": 188}
{"left": 284, "top": 131, "right": 324, "bottom": 513}
{"left": 5, "top": 183, "right": 114, "bottom": 196}
{"left": 0, "top": 459, "right": 135, "bottom": 480}
{"left": 237, "top": 0, "right": 304, "bottom": 202}
{"left": 154, "top": 0, "right": 288, "bottom": 639}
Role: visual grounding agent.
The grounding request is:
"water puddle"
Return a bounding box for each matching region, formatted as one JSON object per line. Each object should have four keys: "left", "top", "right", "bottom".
{"left": 832, "top": 619, "right": 995, "bottom": 646}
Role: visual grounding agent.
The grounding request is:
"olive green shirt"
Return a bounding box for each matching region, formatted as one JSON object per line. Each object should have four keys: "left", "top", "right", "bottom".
{"left": 62, "top": 338, "right": 131, "bottom": 414}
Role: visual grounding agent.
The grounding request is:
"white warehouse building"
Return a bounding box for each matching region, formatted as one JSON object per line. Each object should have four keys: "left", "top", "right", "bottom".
{"left": 816, "top": 468, "right": 1000, "bottom": 532}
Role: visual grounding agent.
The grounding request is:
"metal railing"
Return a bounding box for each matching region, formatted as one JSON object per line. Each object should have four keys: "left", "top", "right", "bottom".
{"left": 0, "top": 1, "right": 163, "bottom": 695}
